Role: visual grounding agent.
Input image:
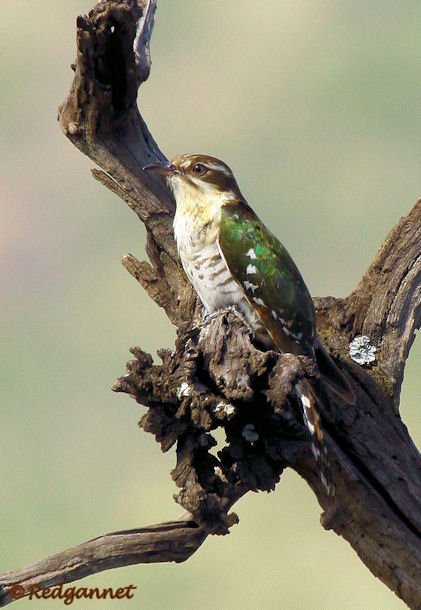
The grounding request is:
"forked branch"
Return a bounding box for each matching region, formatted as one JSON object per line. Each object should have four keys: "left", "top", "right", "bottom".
{"left": 1, "top": 1, "right": 420, "bottom": 608}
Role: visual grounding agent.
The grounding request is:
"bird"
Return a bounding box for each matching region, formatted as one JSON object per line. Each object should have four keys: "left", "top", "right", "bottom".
{"left": 144, "top": 154, "right": 355, "bottom": 495}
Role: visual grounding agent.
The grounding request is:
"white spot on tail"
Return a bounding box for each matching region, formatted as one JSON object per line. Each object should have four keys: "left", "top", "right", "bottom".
{"left": 297, "top": 388, "right": 315, "bottom": 433}
{"left": 296, "top": 382, "right": 334, "bottom": 496}
{"left": 271, "top": 310, "right": 278, "bottom": 320}
{"left": 246, "top": 248, "right": 257, "bottom": 259}
{"left": 253, "top": 297, "right": 265, "bottom": 306}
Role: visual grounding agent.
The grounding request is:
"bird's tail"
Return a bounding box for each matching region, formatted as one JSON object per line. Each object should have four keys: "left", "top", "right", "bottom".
{"left": 296, "top": 379, "right": 334, "bottom": 496}
{"left": 314, "top": 340, "right": 356, "bottom": 405}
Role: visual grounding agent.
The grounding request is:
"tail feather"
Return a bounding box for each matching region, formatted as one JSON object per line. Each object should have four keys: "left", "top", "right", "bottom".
{"left": 296, "top": 380, "right": 334, "bottom": 496}
{"left": 314, "top": 340, "right": 356, "bottom": 405}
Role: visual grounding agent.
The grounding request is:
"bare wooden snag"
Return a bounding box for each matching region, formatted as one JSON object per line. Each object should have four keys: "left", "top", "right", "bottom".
{"left": 1, "top": 1, "right": 420, "bottom": 608}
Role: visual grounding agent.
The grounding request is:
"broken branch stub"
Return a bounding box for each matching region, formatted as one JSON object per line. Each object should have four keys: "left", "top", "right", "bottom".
{"left": 8, "top": 0, "right": 414, "bottom": 607}
{"left": 113, "top": 313, "right": 311, "bottom": 534}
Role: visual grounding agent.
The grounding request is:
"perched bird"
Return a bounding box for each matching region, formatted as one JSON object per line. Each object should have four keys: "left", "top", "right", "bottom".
{"left": 144, "top": 154, "right": 354, "bottom": 495}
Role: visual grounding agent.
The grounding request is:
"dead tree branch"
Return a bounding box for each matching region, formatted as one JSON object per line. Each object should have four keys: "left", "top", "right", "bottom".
{"left": 1, "top": 1, "right": 420, "bottom": 608}
{"left": 0, "top": 521, "right": 206, "bottom": 606}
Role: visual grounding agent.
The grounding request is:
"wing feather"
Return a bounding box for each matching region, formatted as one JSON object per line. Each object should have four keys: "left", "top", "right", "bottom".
{"left": 218, "top": 201, "right": 316, "bottom": 356}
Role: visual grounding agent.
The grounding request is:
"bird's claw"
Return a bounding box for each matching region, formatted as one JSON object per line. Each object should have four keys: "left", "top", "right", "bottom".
{"left": 200, "top": 306, "right": 255, "bottom": 336}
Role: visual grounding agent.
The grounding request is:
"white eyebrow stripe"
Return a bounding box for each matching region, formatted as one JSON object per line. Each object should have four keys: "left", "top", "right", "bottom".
{"left": 206, "top": 162, "right": 231, "bottom": 175}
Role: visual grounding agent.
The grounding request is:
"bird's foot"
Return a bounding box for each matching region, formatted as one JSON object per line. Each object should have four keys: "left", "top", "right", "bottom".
{"left": 200, "top": 306, "right": 255, "bottom": 336}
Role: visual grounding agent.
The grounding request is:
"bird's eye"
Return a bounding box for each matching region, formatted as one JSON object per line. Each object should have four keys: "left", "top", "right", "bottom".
{"left": 192, "top": 163, "right": 207, "bottom": 176}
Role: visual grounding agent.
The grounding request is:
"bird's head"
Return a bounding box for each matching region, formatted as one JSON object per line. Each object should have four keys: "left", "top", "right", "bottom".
{"left": 144, "top": 154, "right": 243, "bottom": 208}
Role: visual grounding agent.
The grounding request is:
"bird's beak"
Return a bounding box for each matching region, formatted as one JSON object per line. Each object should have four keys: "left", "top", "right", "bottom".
{"left": 143, "top": 162, "right": 179, "bottom": 176}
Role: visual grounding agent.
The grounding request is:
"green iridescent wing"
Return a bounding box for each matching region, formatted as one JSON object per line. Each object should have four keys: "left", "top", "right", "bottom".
{"left": 218, "top": 201, "right": 316, "bottom": 355}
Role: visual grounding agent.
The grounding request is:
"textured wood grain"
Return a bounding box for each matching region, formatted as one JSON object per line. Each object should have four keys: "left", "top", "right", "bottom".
{"left": 0, "top": 522, "right": 206, "bottom": 606}
{"left": 1, "top": 1, "right": 420, "bottom": 608}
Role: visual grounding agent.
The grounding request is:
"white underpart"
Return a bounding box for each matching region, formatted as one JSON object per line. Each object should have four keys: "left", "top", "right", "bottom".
{"left": 171, "top": 176, "right": 259, "bottom": 324}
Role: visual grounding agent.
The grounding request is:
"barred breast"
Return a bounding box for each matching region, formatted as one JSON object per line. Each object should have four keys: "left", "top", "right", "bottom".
{"left": 183, "top": 242, "right": 247, "bottom": 312}
{"left": 174, "top": 209, "right": 258, "bottom": 325}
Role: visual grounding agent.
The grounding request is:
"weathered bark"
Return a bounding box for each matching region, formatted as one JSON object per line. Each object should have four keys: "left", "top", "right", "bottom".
{"left": 1, "top": 1, "right": 420, "bottom": 608}
{"left": 0, "top": 522, "right": 206, "bottom": 606}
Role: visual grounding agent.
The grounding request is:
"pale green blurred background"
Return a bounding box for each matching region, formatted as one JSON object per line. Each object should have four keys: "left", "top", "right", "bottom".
{"left": 1, "top": 1, "right": 420, "bottom": 609}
